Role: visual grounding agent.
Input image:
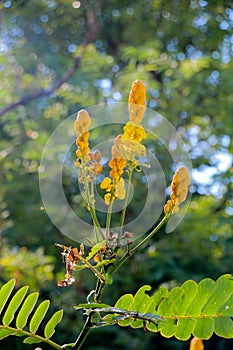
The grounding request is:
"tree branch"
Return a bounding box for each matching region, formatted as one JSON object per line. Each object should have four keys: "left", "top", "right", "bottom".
{"left": 0, "top": 2, "right": 101, "bottom": 118}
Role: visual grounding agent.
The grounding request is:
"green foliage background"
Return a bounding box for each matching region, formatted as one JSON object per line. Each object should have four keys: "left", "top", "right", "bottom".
{"left": 0, "top": 0, "right": 233, "bottom": 349}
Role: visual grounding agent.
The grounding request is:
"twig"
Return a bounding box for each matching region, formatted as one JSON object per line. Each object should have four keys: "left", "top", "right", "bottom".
{"left": 0, "top": 2, "right": 101, "bottom": 118}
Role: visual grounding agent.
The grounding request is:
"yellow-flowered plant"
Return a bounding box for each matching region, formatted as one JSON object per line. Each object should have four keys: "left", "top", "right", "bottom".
{"left": 56, "top": 79, "right": 191, "bottom": 350}
{"left": 73, "top": 81, "right": 190, "bottom": 242}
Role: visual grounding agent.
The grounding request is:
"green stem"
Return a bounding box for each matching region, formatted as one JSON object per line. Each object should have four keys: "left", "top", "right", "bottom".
{"left": 0, "top": 325, "right": 62, "bottom": 349}
{"left": 118, "top": 163, "right": 134, "bottom": 240}
{"left": 73, "top": 315, "right": 92, "bottom": 350}
{"left": 106, "top": 200, "right": 113, "bottom": 236}
{"left": 82, "top": 169, "right": 105, "bottom": 240}
{"left": 73, "top": 276, "right": 106, "bottom": 350}
{"left": 110, "top": 214, "right": 169, "bottom": 276}
{"left": 79, "top": 256, "right": 105, "bottom": 283}
{"left": 72, "top": 216, "right": 169, "bottom": 350}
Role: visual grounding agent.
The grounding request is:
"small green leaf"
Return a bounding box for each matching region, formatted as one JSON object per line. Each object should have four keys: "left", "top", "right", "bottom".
{"left": 158, "top": 287, "right": 184, "bottom": 317}
{"left": 160, "top": 319, "right": 177, "bottom": 338}
{"left": 104, "top": 273, "right": 113, "bottom": 285}
{"left": 95, "top": 259, "right": 116, "bottom": 268}
{"left": 175, "top": 280, "right": 198, "bottom": 316}
{"left": 193, "top": 317, "right": 214, "bottom": 339}
{"left": 86, "top": 240, "right": 107, "bottom": 261}
{"left": 44, "top": 309, "right": 63, "bottom": 339}
{"left": 0, "top": 328, "right": 16, "bottom": 340}
{"left": 91, "top": 312, "right": 101, "bottom": 325}
{"left": 175, "top": 318, "right": 195, "bottom": 340}
{"left": 2, "top": 286, "right": 28, "bottom": 326}
{"left": 16, "top": 292, "right": 39, "bottom": 329}
{"left": 29, "top": 300, "right": 50, "bottom": 333}
{"left": 186, "top": 278, "right": 215, "bottom": 316}
{"left": 0, "top": 279, "right": 16, "bottom": 315}
{"left": 214, "top": 317, "right": 233, "bottom": 338}
{"left": 219, "top": 293, "right": 233, "bottom": 316}
{"left": 115, "top": 293, "right": 134, "bottom": 310}
{"left": 23, "top": 336, "right": 42, "bottom": 344}
{"left": 203, "top": 274, "right": 233, "bottom": 315}
{"left": 131, "top": 285, "right": 151, "bottom": 312}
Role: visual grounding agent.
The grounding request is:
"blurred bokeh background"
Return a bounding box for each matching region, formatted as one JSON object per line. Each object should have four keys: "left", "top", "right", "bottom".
{"left": 0, "top": 0, "right": 233, "bottom": 349}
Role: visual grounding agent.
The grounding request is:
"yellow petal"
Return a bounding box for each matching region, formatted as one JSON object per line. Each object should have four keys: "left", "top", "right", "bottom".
{"left": 100, "top": 177, "right": 112, "bottom": 190}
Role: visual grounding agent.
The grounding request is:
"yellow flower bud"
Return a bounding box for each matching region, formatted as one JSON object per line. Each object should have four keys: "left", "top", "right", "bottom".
{"left": 164, "top": 166, "right": 190, "bottom": 214}
{"left": 74, "top": 109, "right": 91, "bottom": 134}
{"left": 94, "top": 150, "right": 102, "bottom": 162}
{"left": 128, "top": 80, "right": 146, "bottom": 124}
{"left": 189, "top": 337, "right": 204, "bottom": 350}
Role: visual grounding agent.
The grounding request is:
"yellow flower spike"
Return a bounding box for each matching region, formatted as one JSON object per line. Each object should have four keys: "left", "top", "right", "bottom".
{"left": 164, "top": 166, "right": 190, "bottom": 215}
{"left": 189, "top": 337, "right": 204, "bottom": 350}
{"left": 101, "top": 80, "right": 147, "bottom": 205}
{"left": 74, "top": 110, "right": 92, "bottom": 167}
{"left": 128, "top": 79, "right": 146, "bottom": 124}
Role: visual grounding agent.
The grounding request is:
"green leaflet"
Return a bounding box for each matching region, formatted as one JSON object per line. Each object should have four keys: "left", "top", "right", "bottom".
{"left": 0, "top": 280, "right": 63, "bottom": 349}
{"left": 0, "top": 328, "right": 16, "bottom": 340}
{"left": 16, "top": 292, "right": 39, "bottom": 329}
{"left": 29, "top": 300, "right": 50, "bottom": 333}
{"left": 2, "top": 286, "right": 29, "bottom": 326}
{"left": 202, "top": 274, "right": 233, "bottom": 314}
{"left": 44, "top": 310, "right": 63, "bottom": 339}
{"left": 80, "top": 274, "right": 233, "bottom": 340}
{"left": 214, "top": 317, "right": 233, "bottom": 338}
{"left": 86, "top": 240, "right": 107, "bottom": 261}
{"left": 23, "top": 336, "right": 42, "bottom": 344}
{"left": 193, "top": 317, "right": 214, "bottom": 339}
{"left": 115, "top": 293, "right": 134, "bottom": 327}
{"left": 0, "top": 279, "right": 16, "bottom": 315}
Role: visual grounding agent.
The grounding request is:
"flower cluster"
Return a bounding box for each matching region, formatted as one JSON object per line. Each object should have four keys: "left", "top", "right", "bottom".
{"left": 74, "top": 109, "right": 102, "bottom": 180}
{"left": 121, "top": 79, "right": 147, "bottom": 160}
{"left": 74, "top": 109, "right": 91, "bottom": 167}
{"left": 101, "top": 80, "right": 147, "bottom": 205}
{"left": 100, "top": 136, "right": 127, "bottom": 205}
{"left": 164, "top": 166, "right": 190, "bottom": 214}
